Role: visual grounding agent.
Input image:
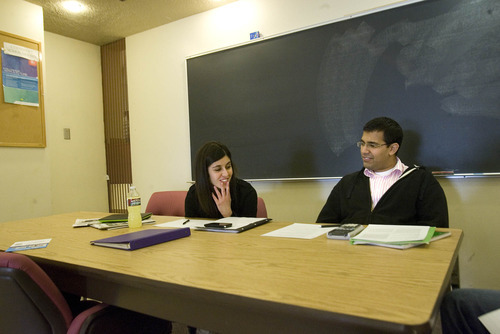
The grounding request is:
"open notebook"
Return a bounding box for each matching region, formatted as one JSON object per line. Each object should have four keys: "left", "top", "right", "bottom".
{"left": 157, "top": 217, "right": 271, "bottom": 233}
{"left": 194, "top": 217, "right": 271, "bottom": 233}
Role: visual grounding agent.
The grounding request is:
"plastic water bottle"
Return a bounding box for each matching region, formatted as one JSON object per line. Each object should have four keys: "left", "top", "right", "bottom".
{"left": 127, "top": 185, "right": 142, "bottom": 228}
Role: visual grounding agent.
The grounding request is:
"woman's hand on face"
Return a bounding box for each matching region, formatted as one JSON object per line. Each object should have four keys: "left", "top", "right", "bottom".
{"left": 212, "top": 182, "right": 232, "bottom": 217}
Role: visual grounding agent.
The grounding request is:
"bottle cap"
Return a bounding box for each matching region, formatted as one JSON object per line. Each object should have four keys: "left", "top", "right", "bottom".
{"left": 130, "top": 185, "right": 136, "bottom": 190}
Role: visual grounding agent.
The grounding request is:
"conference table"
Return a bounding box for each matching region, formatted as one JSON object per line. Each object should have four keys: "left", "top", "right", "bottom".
{"left": 0, "top": 212, "right": 462, "bottom": 333}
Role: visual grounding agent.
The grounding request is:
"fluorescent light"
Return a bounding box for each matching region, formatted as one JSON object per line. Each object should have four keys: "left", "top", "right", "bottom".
{"left": 62, "top": 1, "right": 87, "bottom": 13}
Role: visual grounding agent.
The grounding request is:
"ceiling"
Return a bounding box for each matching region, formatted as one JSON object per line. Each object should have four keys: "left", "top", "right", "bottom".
{"left": 24, "top": 0, "right": 238, "bottom": 46}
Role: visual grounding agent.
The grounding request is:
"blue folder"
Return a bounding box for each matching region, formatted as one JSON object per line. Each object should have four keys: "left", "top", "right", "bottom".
{"left": 90, "top": 228, "right": 190, "bottom": 250}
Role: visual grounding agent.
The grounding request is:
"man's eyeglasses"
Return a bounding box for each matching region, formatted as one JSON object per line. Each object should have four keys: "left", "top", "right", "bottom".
{"left": 356, "top": 141, "right": 389, "bottom": 149}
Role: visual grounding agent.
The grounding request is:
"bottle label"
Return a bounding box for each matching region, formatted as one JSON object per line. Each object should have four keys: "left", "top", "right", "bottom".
{"left": 128, "top": 198, "right": 141, "bottom": 206}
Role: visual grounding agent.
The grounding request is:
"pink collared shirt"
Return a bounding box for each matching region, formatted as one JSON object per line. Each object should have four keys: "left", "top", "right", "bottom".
{"left": 364, "top": 158, "right": 408, "bottom": 210}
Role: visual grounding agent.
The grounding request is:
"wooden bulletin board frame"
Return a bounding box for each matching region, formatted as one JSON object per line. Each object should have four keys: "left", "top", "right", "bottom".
{"left": 0, "top": 30, "right": 45, "bottom": 148}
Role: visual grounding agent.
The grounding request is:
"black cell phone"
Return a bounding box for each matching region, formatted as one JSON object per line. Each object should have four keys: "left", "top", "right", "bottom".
{"left": 204, "top": 222, "right": 232, "bottom": 228}
{"left": 327, "top": 224, "right": 364, "bottom": 240}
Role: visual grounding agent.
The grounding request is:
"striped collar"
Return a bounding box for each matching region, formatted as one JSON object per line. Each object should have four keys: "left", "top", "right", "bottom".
{"left": 364, "top": 158, "right": 407, "bottom": 178}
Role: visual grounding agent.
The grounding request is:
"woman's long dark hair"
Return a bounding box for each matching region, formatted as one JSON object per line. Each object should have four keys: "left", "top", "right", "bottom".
{"left": 194, "top": 141, "right": 237, "bottom": 217}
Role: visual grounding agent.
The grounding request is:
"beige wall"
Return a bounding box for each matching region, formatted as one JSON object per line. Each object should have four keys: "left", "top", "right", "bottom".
{"left": 441, "top": 178, "right": 500, "bottom": 288}
{"left": 126, "top": 0, "right": 500, "bottom": 289}
{"left": 43, "top": 32, "right": 108, "bottom": 214}
{"left": 0, "top": 0, "right": 108, "bottom": 222}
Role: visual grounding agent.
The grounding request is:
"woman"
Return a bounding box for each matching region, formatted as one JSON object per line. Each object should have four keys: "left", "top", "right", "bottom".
{"left": 185, "top": 141, "right": 257, "bottom": 218}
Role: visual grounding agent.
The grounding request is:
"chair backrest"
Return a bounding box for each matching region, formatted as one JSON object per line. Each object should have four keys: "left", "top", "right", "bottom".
{"left": 0, "top": 252, "right": 173, "bottom": 334}
{"left": 257, "top": 197, "right": 268, "bottom": 218}
{"left": 0, "top": 251, "right": 73, "bottom": 334}
{"left": 147, "top": 191, "right": 267, "bottom": 218}
{"left": 146, "top": 191, "right": 188, "bottom": 216}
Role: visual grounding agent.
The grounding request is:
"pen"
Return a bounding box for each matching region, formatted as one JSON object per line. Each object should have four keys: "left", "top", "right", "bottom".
{"left": 321, "top": 224, "right": 340, "bottom": 228}
{"left": 182, "top": 219, "right": 190, "bottom": 225}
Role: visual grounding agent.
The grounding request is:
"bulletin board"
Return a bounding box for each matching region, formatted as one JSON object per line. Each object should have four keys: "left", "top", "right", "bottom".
{"left": 0, "top": 30, "right": 45, "bottom": 147}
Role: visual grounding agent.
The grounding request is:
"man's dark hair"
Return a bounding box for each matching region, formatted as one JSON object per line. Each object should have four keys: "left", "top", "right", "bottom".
{"left": 363, "top": 117, "right": 403, "bottom": 153}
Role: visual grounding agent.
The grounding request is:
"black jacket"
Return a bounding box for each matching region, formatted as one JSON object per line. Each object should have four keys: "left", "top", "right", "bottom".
{"left": 185, "top": 178, "right": 257, "bottom": 219}
{"left": 316, "top": 166, "right": 449, "bottom": 228}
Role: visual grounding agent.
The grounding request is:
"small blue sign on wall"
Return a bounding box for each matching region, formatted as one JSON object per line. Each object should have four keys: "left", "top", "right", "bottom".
{"left": 250, "top": 31, "right": 261, "bottom": 40}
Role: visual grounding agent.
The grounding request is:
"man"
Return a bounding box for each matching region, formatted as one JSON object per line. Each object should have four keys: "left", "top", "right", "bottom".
{"left": 440, "top": 288, "right": 500, "bottom": 334}
{"left": 316, "top": 117, "right": 448, "bottom": 227}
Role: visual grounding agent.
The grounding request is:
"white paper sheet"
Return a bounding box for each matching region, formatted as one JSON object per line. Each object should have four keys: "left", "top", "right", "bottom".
{"left": 262, "top": 223, "right": 333, "bottom": 239}
{"left": 479, "top": 308, "right": 500, "bottom": 334}
{"left": 154, "top": 219, "right": 207, "bottom": 229}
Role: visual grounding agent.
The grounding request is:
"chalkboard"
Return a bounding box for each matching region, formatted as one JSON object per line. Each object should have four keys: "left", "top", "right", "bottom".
{"left": 187, "top": 0, "right": 500, "bottom": 180}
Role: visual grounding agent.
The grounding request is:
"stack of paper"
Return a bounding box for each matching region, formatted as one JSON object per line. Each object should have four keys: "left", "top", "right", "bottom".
{"left": 350, "top": 225, "right": 450, "bottom": 249}
{"left": 73, "top": 213, "right": 155, "bottom": 230}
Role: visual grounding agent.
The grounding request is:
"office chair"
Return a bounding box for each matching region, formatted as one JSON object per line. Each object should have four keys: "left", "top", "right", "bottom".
{"left": 257, "top": 197, "right": 268, "bottom": 218}
{"left": 146, "top": 190, "right": 188, "bottom": 216}
{"left": 0, "top": 252, "right": 171, "bottom": 334}
{"left": 146, "top": 190, "right": 268, "bottom": 218}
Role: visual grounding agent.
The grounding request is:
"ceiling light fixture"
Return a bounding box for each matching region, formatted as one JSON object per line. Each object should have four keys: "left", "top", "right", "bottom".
{"left": 62, "top": 1, "right": 87, "bottom": 13}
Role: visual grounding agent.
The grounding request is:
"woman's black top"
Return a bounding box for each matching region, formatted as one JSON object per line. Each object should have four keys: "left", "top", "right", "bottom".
{"left": 185, "top": 178, "right": 257, "bottom": 218}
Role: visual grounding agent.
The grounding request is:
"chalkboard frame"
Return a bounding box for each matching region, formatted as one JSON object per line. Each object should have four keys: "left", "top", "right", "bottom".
{"left": 187, "top": 0, "right": 500, "bottom": 180}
